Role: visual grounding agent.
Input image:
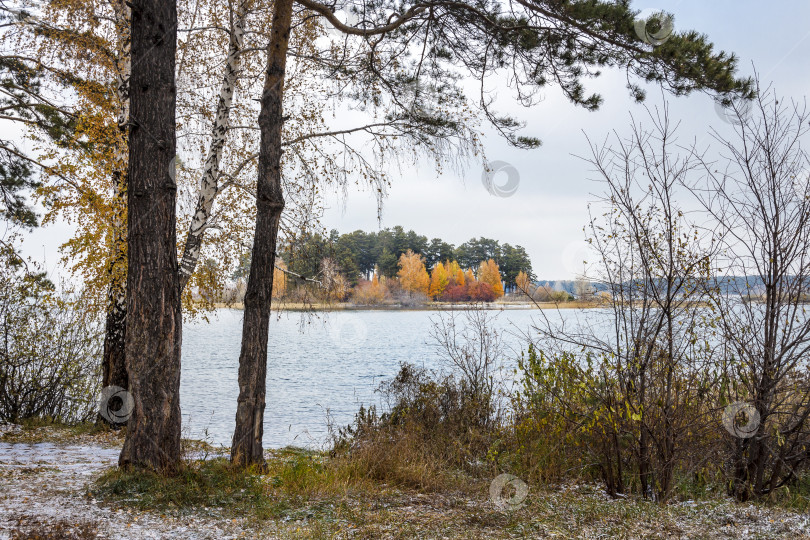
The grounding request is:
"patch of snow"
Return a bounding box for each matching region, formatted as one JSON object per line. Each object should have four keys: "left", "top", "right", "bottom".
{"left": 0, "top": 442, "right": 258, "bottom": 539}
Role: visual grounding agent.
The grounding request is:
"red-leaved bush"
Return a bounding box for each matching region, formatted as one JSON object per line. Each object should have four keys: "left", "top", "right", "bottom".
{"left": 468, "top": 282, "right": 497, "bottom": 302}
{"left": 438, "top": 282, "right": 497, "bottom": 302}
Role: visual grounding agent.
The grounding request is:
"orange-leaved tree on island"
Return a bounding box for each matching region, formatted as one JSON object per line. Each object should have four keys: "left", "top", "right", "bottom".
{"left": 446, "top": 260, "right": 465, "bottom": 286}
{"left": 352, "top": 270, "right": 389, "bottom": 305}
{"left": 464, "top": 268, "right": 477, "bottom": 286}
{"left": 429, "top": 262, "right": 449, "bottom": 299}
{"left": 398, "top": 250, "right": 430, "bottom": 296}
{"left": 516, "top": 270, "right": 532, "bottom": 296}
{"left": 272, "top": 260, "right": 288, "bottom": 299}
{"left": 478, "top": 259, "right": 505, "bottom": 298}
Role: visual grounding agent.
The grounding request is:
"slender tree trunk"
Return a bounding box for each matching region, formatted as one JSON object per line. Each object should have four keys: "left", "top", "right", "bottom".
{"left": 178, "top": 2, "right": 248, "bottom": 290}
{"left": 99, "top": 0, "right": 131, "bottom": 420}
{"left": 230, "top": 0, "right": 292, "bottom": 467}
{"left": 101, "top": 278, "right": 127, "bottom": 387}
{"left": 118, "top": 0, "right": 182, "bottom": 473}
{"left": 638, "top": 367, "right": 652, "bottom": 498}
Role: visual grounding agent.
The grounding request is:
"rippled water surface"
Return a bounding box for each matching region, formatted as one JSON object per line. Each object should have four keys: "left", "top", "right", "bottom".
{"left": 181, "top": 308, "right": 568, "bottom": 449}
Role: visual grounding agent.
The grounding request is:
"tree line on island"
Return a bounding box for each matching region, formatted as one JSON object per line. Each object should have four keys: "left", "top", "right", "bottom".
{"left": 227, "top": 227, "right": 537, "bottom": 304}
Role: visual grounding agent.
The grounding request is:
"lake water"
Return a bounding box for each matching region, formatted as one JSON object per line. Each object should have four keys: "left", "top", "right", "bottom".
{"left": 180, "top": 307, "right": 566, "bottom": 449}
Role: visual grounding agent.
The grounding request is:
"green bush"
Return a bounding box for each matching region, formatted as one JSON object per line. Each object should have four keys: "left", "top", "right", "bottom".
{"left": 508, "top": 343, "right": 723, "bottom": 500}
{"left": 495, "top": 345, "right": 598, "bottom": 485}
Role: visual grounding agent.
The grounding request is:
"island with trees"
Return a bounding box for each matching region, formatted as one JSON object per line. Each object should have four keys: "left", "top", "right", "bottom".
{"left": 217, "top": 226, "right": 570, "bottom": 307}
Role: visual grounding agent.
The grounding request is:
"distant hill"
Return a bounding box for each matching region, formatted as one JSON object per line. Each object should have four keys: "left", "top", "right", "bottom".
{"left": 535, "top": 276, "right": 781, "bottom": 298}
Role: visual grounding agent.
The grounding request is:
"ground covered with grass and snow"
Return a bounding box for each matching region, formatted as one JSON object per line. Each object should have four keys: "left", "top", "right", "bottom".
{"left": 1, "top": 423, "right": 809, "bottom": 539}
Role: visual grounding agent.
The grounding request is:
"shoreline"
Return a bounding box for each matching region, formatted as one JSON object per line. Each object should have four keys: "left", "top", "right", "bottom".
{"left": 211, "top": 300, "right": 606, "bottom": 311}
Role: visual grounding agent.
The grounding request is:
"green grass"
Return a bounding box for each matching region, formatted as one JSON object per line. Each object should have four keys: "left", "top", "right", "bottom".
{"left": 94, "top": 457, "right": 288, "bottom": 519}
{"left": 760, "top": 474, "right": 810, "bottom": 513}
{"left": 92, "top": 448, "right": 380, "bottom": 524}
{"left": 1, "top": 418, "right": 121, "bottom": 445}
{"left": 16, "top": 417, "right": 103, "bottom": 434}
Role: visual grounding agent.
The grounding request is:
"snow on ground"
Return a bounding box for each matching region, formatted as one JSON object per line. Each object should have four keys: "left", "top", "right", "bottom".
{"left": 3, "top": 423, "right": 810, "bottom": 539}
{"left": 0, "top": 425, "right": 261, "bottom": 539}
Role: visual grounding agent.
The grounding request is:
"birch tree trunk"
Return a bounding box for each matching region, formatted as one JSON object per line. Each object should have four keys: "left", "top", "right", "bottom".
{"left": 178, "top": 2, "right": 248, "bottom": 290}
{"left": 230, "top": 0, "right": 292, "bottom": 467}
{"left": 100, "top": 0, "right": 131, "bottom": 416}
{"left": 118, "top": 0, "right": 182, "bottom": 473}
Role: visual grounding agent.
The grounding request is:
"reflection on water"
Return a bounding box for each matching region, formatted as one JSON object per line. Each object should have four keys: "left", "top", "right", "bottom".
{"left": 181, "top": 308, "right": 554, "bottom": 449}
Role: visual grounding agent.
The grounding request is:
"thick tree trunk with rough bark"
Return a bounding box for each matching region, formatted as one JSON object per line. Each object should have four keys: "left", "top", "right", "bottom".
{"left": 118, "top": 0, "right": 182, "bottom": 473}
{"left": 100, "top": 0, "right": 131, "bottom": 416}
{"left": 178, "top": 2, "right": 247, "bottom": 290}
{"left": 230, "top": 0, "right": 292, "bottom": 467}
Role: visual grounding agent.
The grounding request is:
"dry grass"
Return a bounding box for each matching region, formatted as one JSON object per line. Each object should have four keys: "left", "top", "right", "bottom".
{"left": 93, "top": 461, "right": 810, "bottom": 539}
{"left": 3, "top": 423, "right": 809, "bottom": 538}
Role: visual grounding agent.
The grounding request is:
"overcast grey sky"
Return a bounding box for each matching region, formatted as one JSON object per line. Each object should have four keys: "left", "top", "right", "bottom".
{"left": 319, "top": 0, "right": 810, "bottom": 279}
{"left": 15, "top": 0, "right": 810, "bottom": 281}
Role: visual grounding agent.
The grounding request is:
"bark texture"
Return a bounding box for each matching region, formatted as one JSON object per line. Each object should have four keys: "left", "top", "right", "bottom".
{"left": 100, "top": 0, "right": 131, "bottom": 410}
{"left": 118, "top": 0, "right": 182, "bottom": 473}
{"left": 100, "top": 284, "right": 127, "bottom": 390}
{"left": 178, "top": 2, "right": 248, "bottom": 290}
{"left": 230, "top": 0, "right": 292, "bottom": 467}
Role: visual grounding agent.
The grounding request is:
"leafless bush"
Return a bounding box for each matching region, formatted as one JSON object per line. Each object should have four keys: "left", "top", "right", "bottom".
{"left": 332, "top": 363, "right": 498, "bottom": 489}
{"left": 429, "top": 308, "right": 503, "bottom": 419}
{"left": 387, "top": 280, "right": 428, "bottom": 307}
{"left": 331, "top": 308, "right": 507, "bottom": 488}
{"left": 690, "top": 83, "right": 810, "bottom": 501}
{"left": 531, "top": 104, "right": 721, "bottom": 500}
{"left": 350, "top": 278, "right": 392, "bottom": 305}
{"left": 0, "top": 246, "right": 101, "bottom": 423}
{"left": 530, "top": 285, "right": 553, "bottom": 302}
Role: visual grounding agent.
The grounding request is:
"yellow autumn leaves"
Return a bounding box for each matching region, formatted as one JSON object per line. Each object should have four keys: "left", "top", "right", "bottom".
{"left": 396, "top": 249, "right": 504, "bottom": 300}
{"left": 397, "top": 250, "right": 430, "bottom": 296}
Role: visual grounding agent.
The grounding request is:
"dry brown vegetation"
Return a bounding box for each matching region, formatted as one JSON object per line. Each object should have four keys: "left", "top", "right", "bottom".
{"left": 4, "top": 422, "right": 809, "bottom": 539}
